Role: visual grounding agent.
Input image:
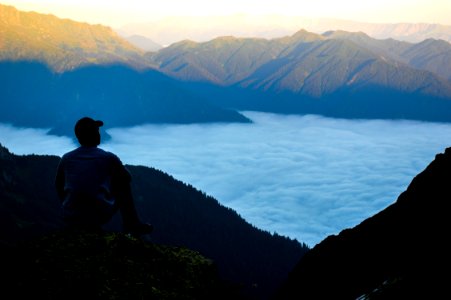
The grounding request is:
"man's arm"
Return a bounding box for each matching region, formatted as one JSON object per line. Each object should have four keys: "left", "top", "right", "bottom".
{"left": 111, "top": 155, "right": 132, "bottom": 184}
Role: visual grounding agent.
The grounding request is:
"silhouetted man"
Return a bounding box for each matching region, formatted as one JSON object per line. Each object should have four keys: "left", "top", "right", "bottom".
{"left": 55, "top": 117, "right": 153, "bottom": 235}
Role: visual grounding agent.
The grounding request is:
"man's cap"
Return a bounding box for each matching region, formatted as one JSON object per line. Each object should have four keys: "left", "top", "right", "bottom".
{"left": 75, "top": 117, "right": 103, "bottom": 138}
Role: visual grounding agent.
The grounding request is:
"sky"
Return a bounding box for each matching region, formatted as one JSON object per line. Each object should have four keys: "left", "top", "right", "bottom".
{"left": 2, "top": 112, "right": 450, "bottom": 247}
{"left": 2, "top": 0, "right": 451, "bottom": 27}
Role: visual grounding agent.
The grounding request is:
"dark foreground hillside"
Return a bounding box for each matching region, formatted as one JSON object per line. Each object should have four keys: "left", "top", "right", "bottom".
{"left": 0, "top": 144, "right": 308, "bottom": 299}
{"left": 274, "top": 147, "right": 451, "bottom": 299}
{"left": 1, "top": 231, "right": 238, "bottom": 300}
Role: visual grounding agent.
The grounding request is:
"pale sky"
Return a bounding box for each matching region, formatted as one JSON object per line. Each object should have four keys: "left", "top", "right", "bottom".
{"left": 2, "top": 0, "right": 451, "bottom": 27}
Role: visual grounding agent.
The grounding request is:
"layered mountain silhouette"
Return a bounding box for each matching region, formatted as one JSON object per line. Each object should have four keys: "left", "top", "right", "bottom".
{"left": 0, "top": 144, "right": 308, "bottom": 299}
{"left": 273, "top": 147, "right": 451, "bottom": 299}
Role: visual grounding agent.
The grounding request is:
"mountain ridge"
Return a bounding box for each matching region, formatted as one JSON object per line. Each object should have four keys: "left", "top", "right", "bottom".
{"left": 118, "top": 15, "right": 451, "bottom": 46}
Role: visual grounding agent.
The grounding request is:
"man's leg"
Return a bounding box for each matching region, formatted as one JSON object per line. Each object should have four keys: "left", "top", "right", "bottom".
{"left": 115, "top": 183, "right": 153, "bottom": 235}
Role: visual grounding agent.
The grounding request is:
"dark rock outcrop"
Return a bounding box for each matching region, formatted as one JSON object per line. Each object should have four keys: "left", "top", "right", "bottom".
{"left": 274, "top": 147, "right": 451, "bottom": 299}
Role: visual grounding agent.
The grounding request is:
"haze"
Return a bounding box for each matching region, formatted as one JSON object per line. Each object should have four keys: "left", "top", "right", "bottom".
{"left": 2, "top": 0, "right": 451, "bottom": 27}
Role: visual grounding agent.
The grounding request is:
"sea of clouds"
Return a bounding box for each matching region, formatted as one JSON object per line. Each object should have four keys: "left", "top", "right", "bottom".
{"left": 1, "top": 111, "right": 451, "bottom": 247}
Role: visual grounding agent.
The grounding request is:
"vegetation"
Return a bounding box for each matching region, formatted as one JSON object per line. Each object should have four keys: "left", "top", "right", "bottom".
{"left": 1, "top": 231, "right": 238, "bottom": 299}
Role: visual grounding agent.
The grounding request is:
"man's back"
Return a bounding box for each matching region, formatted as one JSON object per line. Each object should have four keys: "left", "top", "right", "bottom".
{"left": 60, "top": 147, "right": 126, "bottom": 196}
{"left": 56, "top": 146, "right": 129, "bottom": 226}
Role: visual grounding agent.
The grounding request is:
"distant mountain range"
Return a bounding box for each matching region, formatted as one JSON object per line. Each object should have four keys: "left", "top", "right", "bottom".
{"left": 149, "top": 30, "right": 451, "bottom": 122}
{"left": 273, "top": 146, "right": 451, "bottom": 299}
{"left": 118, "top": 15, "right": 451, "bottom": 46}
{"left": 150, "top": 30, "right": 451, "bottom": 91}
{"left": 0, "top": 143, "right": 308, "bottom": 299}
{"left": 123, "top": 34, "right": 163, "bottom": 52}
{"left": 2, "top": 3, "right": 451, "bottom": 133}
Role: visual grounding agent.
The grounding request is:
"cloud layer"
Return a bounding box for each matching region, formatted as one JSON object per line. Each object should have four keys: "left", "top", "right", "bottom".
{"left": 2, "top": 112, "right": 451, "bottom": 246}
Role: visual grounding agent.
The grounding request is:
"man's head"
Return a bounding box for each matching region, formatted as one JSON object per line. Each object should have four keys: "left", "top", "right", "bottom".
{"left": 75, "top": 117, "right": 103, "bottom": 146}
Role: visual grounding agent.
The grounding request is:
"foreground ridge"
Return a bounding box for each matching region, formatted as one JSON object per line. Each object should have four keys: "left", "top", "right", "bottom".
{"left": 0, "top": 231, "right": 239, "bottom": 300}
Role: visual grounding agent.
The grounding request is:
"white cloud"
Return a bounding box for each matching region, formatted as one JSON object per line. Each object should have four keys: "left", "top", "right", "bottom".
{"left": 102, "top": 112, "right": 451, "bottom": 246}
{"left": 1, "top": 112, "right": 451, "bottom": 247}
{"left": 0, "top": 124, "right": 75, "bottom": 156}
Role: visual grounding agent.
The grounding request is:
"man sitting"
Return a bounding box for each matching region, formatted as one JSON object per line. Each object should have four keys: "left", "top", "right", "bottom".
{"left": 55, "top": 117, "right": 153, "bottom": 235}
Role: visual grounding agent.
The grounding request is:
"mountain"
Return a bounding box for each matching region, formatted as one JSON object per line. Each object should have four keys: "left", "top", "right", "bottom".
{"left": 150, "top": 30, "right": 451, "bottom": 123}
{"left": 0, "top": 144, "right": 309, "bottom": 299}
{"left": 0, "top": 4, "right": 152, "bottom": 72}
{"left": 150, "top": 36, "right": 279, "bottom": 85}
{"left": 151, "top": 30, "right": 451, "bottom": 96}
{"left": 123, "top": 34, "right": 163, "bottom": 52}
{"left": 323, "top": 30, "right": 451, "bottom": 81}
{"left": 400, "top": 38, "right": 451, "bottom": 81}
{"left": 273, "top": 147, "right": 451, "bottom": 299}
{"left": 297, "top": 20, "right": 451, "bottom": 44}
{"left": 0, "top": 60, "right": 251, "bottom": 136}
{"left": 150, "top": 30, "right": 325, "bottom": 86}
{"left": 238, "top": 34, "right": 451, "bottom": 97}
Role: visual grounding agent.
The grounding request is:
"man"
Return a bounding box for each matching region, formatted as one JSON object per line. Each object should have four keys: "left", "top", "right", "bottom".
{"left": 55, "top": 117, "right": 153, "bottom": 235}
